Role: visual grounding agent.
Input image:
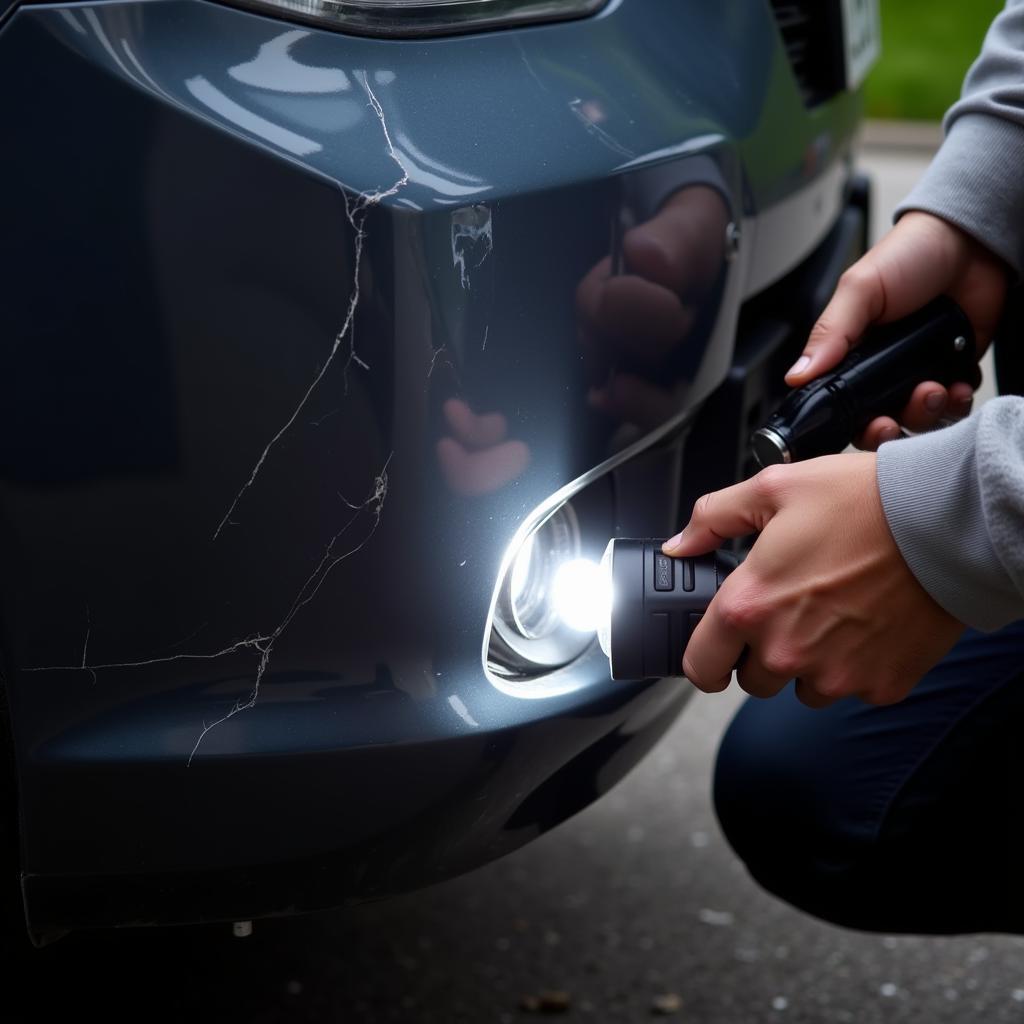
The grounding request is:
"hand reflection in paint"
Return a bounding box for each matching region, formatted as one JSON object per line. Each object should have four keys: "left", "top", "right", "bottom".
{"left": 437, "top": 398, "right": 530, "bottom": 497}
{"left": 576, "top": 184, "right": 731, "bottom": 431}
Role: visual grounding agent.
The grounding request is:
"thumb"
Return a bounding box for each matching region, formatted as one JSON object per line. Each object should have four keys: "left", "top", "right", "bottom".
{"left": 787, "top": 262, "right": 885, "bottom": 385}
{"left": 663, "top": 473, "right": 781, "bottom": 556}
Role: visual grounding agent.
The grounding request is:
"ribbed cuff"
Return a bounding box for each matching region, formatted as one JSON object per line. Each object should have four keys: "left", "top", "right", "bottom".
{"left": 894, "top": 113, "right": 1024, "bottom": 277}
{"left": 877, "top": 416, "right": 1015, "bottom": 632}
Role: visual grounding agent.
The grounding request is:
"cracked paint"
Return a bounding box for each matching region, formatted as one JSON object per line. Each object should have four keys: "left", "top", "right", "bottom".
{"left": 29, "top": 631, "right": 275, "bottom": 678}
{"left": 516, "top": 38, "right": 549, "bottom": 94}
{"left": 427, "top": 344, "right": 448, "bottom": 378}
{"left": 450, "top": 204, "right": 493, "bottom": 290}
{"left": 81, "top": 607, "right": 96, "bottom": 686}
{"left": 427, "top": 344, "right": 458, "bottom": 386}
{"left": 309, "top": 407, "right": 342, "bottom": 428}
{"left": 213, "top": 72, "right": 409, "bottom": 540}
{"left": 29, "top": 454, "right": 393, "bottom": 766}
{"left": 30, "top": 71, "right": 410, "bottom": 763}
{"left": 186, "top": 454, "right": 392, "bottom": 764}
{"left": 155, "top": 621, "right": 212, "bottom": 655}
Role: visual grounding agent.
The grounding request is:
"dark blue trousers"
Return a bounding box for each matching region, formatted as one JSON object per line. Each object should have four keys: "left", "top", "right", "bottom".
{"left": 714, "top": 620, "right": 1024, "bottom": 934}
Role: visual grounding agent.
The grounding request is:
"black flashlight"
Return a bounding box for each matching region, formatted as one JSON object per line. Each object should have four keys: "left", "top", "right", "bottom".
{"left": 751, "top": 297, "right": 979, "bottom": 467}
{"left": 596, "top": 539, "right": 736, "bottom": 680}
{"left": 584, "top": 305, "right": 978, "bottom": 681}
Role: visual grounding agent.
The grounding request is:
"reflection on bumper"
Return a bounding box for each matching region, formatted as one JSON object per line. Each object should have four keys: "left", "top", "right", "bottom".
{"left": 22, "top": 675, "right": 689, "bottom": 935}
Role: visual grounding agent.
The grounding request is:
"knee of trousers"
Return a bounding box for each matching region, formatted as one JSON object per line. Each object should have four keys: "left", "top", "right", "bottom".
{"left": 712, "top": 697, "right": 882, "bottom": 926}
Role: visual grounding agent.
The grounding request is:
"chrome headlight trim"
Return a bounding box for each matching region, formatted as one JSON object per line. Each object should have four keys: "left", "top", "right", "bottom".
{"left": 483, "top": 403, "right": 700, "bottom": 700}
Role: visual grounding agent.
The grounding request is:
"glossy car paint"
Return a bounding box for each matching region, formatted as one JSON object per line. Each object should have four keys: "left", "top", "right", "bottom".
{"left": 0, "top": 0, "right": 862, "bottom": 932}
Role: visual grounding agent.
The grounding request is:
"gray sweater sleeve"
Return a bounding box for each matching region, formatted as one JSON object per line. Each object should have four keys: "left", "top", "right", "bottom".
{"left": 877, "top": 397, "right": 1024, "bottom": 631}
{"left": 878, "top": 4, "right": 1024, "bottom": 630}
{"left": 895, "top": 0, "right": 1024, "bottom": 275}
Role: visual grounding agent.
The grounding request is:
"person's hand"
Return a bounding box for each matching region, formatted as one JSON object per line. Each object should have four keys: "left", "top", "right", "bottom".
{"left": 436, "top": 399, "right": 530, "bottom": 497}
{"left": 576, "top": 185, "right": 727, "bottom": 373}
{"left": 576, "top": 185, "right": 728, "bottom": 428}
{"left": 788, "top": 211, "right": 1007, "bottom": 449}
{"left": 662, "top": 455, "right": 965, "bottom": 707}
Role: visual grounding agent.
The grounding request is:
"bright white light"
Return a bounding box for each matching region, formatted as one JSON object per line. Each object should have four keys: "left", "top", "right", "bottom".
{"left": 553, "top": 558, "right": 612, "bottom": 633}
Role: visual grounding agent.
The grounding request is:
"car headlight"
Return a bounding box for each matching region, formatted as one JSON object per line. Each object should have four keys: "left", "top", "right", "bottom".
{"left": 220, "top": 0, "right": 608, "bottom": 37}
{"left": 492, "top": 504, "right": 594, "bottom": 671}
{"left": 487, "top": 475, "right": 613, "bottom": 685}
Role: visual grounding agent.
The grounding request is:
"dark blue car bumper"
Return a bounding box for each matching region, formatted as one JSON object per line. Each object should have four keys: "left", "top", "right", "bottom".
{"left": 0, "top": 0, "right": 863, "bottom": 935}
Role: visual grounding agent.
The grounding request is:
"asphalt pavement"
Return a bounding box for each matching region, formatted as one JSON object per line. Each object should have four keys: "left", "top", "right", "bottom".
{"left": 10, "top": 141, "right": 1024, "bottom": 1024}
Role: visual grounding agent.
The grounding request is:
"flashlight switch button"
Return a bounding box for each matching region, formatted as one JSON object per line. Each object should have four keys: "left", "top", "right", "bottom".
{"left": 654, "top": 553, "right": 673, "bottom": 591}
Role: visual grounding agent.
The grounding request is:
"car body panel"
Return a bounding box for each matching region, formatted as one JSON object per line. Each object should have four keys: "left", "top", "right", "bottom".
{"left": 0, "top": 0, "right": 863, "bottom": 932}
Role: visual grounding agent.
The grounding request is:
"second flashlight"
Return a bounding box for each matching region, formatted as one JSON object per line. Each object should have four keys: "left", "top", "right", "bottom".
{"left": 597, "top": 539, "right": 736, "bottom": 680}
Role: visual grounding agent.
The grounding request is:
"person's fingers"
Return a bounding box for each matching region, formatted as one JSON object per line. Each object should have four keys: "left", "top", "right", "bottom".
{"left": 622, "top": 186, "right": 728, "bottom": 295}
{"left": 442, "top": 399, "right": 508, "bottom": 449}
{"left": 663, "top": 469, "right": 783, "bottom": 556}
{"left": 895, "top": 381, "right": 949, "bottom": 433}
{"left": 736, "top": 654, "right": 791, "bottom": 700}
{"left": 793, "top": 678, "right": 838, "bottom": 709}
{"left": 947, "top": 248, "right": 1010, "bottom": 350}
{"left": 788, "top": 211, "right": 1008, "bottom": 389}
{"left": 575, "top": 257, "right": 615, "bottom": 383}
{"left": 681, "top": 596, "right": 745, "bottom": 693}
{"left": 622, "top": 208, "right": 697, "bottom": 294}
{"left": 575, "top": 254, "right": 612, "bottom": 327}
{"left": 856, "top": 416, "right": 903, "bottom": 451}
{"left": 856, "top": 378, "right": 975, "bottom": 450}
{"left": 787, "top": 262, "right": 886, "bottom": 385}
{"left": 786, "top": 210, "right": 991, "bottom": 387}
{"left": 947, "top": 381, "right": 975, "bottom": 419}
{"left": 598, "top": 276, "right": 694, "bottom": 358}
{"left": 437, "top": 437, "right": 530, "bottom": 496}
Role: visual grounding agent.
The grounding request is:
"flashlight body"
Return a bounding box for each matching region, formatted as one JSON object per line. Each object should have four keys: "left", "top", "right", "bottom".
{"left": 751, "top": 297, "right": 978, "bottom": 467}
{"left": 606, "top": 539, "right": 736, "bottom": 680}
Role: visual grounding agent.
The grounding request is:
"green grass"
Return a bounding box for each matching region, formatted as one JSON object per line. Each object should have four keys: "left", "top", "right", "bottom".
{"left": 865, "top": 0, "right": 1004, "bottom": 120}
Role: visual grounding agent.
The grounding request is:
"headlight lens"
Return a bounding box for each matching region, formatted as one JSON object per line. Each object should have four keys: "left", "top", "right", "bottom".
{"left": 492, "top": 504, "right": 594, "bottom": 672}
{"left": 220, "top": 0, "right": 607, "bottom": 37}
{"left": 507, "top": 505, "right": 579, "bottom": 641}
{"left": 487, "top": 474, "right": 613, "bottom": 682}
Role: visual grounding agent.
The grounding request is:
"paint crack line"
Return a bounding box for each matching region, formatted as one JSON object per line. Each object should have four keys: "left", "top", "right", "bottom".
{"left": 211, "top": 74, "right": 408, "bottom": 540}
{"left": 187, "top": 452, "right": 392, "bottom": 765}
{"left": 27, "top": 456, "right": 393, "bottom": 766}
